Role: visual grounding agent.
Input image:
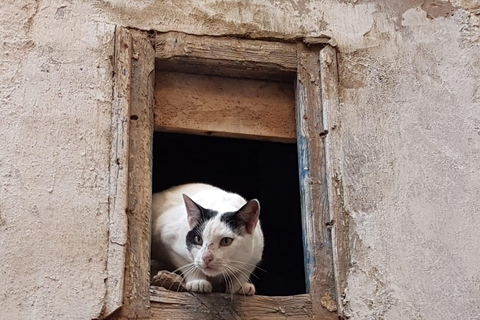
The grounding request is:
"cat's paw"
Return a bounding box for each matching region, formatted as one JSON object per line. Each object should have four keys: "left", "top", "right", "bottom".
{"left": 186, "top": 279, "right": 212, "bottom": 293}
{"left": 233, "top": 282, "right": 255, "bottom": 295}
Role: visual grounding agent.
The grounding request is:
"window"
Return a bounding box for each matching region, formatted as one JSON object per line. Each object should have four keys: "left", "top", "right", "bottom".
{"left": 105, "top": 27, "right": 342, "bottom": 319}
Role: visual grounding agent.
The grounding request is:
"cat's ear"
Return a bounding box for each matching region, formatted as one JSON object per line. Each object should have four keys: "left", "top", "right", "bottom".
{"left": 183, "top": 194, "right": 203, "bottom": 228}
{"left": 237, "top": 199, "right": 260, "bottom": 234}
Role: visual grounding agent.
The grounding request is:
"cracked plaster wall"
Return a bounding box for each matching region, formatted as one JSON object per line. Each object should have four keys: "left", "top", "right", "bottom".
{"left": 0, "top": 0, "right": 479, "bottom": 319}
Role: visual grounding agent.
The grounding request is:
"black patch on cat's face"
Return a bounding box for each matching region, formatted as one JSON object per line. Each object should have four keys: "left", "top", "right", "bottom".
{"left": 185, "top": 208, "right": 218, "bottom": 250}
{"left": 220, "top": 211, "right": 245, "bottom": 235}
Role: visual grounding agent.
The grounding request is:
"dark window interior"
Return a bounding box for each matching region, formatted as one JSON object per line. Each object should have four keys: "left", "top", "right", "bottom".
{"left": 152, "top": 131, "right": 306, "bottom": 296}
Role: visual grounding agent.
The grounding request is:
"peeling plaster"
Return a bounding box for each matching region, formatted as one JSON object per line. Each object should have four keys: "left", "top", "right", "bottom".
{"left": 421, "top": 0, "right": 456, "bottom": 18}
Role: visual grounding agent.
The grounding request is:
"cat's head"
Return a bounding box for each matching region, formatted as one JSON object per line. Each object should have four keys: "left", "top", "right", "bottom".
{"left": 183, "top": 194, "right": 260, "bottom": 278}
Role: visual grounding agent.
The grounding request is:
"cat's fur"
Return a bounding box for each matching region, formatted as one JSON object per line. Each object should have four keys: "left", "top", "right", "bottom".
{"left": 151, "top": 183, "right": 264, "bottom": 295}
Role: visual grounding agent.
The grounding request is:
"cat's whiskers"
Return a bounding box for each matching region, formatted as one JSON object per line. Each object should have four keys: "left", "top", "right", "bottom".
{"left": 216, "top": 259, "right": 257, "bottom": 294}
{"left": 221, "top": 265, "right": 250, "bottom": 298}
{"left": 170, "top": 262, "right": 195, "bottom": 275}
{"left": 160, "top": 263, "right": 189, "bottom": 290}
{"left": 224, "top": 264, "right": 253, "bottom": 286}
{"left": 220, "top": 270, "right": 228, "bottom": 294}
{"left": 179, "top": 265, "right": 200, "bottom": 292}
{"left": 172, "top": 263, "right": 199, "bottom": 292}
{"left": 222, "top": 259, "right": 261, "bottom": 280}
{"left": 180, "top": 264, "right": 197, "bottom": 280}
{"left": 222, "top": 268, "right": 235, "bottom": 300}
{"left": 228, "top": 259, "right": 267, "bottom": 273}
{"left": 159, "top": 263, "right": 196, "bottom": 291}
{"left": 221, "top": 266, "right": 239, "bottom": 300}
{"left": 221, "top": 268, "right": 234, "bottom": 296}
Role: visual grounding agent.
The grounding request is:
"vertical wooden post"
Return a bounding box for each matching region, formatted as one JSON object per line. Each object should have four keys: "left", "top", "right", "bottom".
{"left": 106, "top": 28, "right": 155, "bottom": 320}
{"left": 105, "top": 26, "right": 132, "bottom": 316}
{"left": 120, "top": 30, "right": 156, "bottom": 319}
{"left": 320, "top": 45, "right": 347, "bottom": 317}
{"left": 296, "top": 43, "right": 338, "bottom": 319}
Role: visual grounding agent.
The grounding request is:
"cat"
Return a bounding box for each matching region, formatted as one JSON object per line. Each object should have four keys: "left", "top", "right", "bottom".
{"left": 151, "top": 183, "right": 264, "bottom": 295}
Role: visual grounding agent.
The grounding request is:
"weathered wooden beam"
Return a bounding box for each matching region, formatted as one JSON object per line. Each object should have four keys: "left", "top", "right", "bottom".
{"left": 296, "top": 44, "right": 338, "bottom": 319}
{"left": 154, "top": 71, "right": 296, "bottom": 142}
{"left": 105, "top": 26, "right": 132, "bottom": 317}
{"left": 150, "top": 287, "right": 312, "bottom": 320}
{"left": 118, "top": 29, "right": 156, "bottom": 319}
{"left": 155, "top": 32, "right": 297, "bottom": 81}
{"left": 320, "top": 45, "right": 346, "bottom": 317}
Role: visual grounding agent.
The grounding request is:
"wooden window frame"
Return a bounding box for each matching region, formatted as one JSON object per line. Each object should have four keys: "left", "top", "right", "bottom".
{"left": 106, "top": 27, "right": 343, "bottom": 320}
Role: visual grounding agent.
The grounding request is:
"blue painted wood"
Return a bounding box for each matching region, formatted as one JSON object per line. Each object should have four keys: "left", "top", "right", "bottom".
{"left": 296, "top": 81, "right": 314, "bottom": 293}
{"left": 295, "top": 47, "right": 337, "bottom": 319}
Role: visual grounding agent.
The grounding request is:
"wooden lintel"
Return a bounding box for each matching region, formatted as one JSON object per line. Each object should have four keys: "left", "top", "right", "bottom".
{"left": 154, "top": 71, "right": 296, "bottom": 143}
{"left": 150, "top": 287, "right": 312, "bottom": 320}
{"left": 155, "top": 32, "right": 297, "bottom": 81}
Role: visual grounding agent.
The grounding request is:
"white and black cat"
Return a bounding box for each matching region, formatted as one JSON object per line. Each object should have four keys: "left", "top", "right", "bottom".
{"left": 151, "top": 183, "right": 264, "bottom": 295}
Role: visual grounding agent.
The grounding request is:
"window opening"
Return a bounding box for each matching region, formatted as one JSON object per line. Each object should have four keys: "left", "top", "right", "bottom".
{"left": 152, "top": 132, "right": 306, "bottom": 296}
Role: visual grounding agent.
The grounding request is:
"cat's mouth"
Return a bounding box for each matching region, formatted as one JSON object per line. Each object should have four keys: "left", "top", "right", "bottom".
{"left": 201, "top": 266, "right": 221, "bottom": 276}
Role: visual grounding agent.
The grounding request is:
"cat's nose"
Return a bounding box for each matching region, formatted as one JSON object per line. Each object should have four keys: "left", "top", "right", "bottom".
{"left": 203, "top": 255, "right": 214, "bottom": 265}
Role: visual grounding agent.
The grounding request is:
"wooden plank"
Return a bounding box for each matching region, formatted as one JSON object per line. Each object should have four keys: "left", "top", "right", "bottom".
{"left": 296, "top": 44, "right": 338, "bottom": 319}
{"left": 104, "top": 26, "right": 132, "bottom": 317}
{"left": 154, "top": 71, "right": 296, "bottom": 142}
{"left": 150, "top": 287, "right": 312, "bottom": 320}
{"left": 117, "top": 29, "right": 156, "bottom": 319}
{"left": 155, "top": 32, "right": 297, "bottom": 81}
{"left": 320, "top": 45, "right": 347, "bottom": 317}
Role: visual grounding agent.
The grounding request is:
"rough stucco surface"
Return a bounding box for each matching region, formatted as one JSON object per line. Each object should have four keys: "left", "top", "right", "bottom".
{"left": 1, "top": 0, "right": 479, "bottom": 319}
{"left": 337, "top": 7, "right": 480, "bottom": 319}
{"left": 0, "top": 1, "right": 114, "bottom": 319}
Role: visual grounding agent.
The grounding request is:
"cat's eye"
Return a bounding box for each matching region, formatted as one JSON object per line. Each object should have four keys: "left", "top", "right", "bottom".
{"left": 193, "top": 235, "right": 203, "bottom": 245}
{"left": 220, "top": 237, "right": 233, "bottom": 247}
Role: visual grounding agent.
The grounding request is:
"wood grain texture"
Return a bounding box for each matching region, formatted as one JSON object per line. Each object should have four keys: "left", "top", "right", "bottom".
{"left": 117, "top": 29, "right": 156, "bottom": 319}
{"left": 320, "top": 45, "right": 347, "bottom": 317}
{"left": 154, "top": 71, "right": 296, "bottom": 142}
{"left": 150, "top": 287, "right": 312, "bottom": 320}
{"left": 105, "top": 26, "right": 132, "bottom": 317}
{"left": 155, "top": 32, "right": 297, "bottom": 81}
{"left": 296, "top": 44, "right": 338, "bottom": 319}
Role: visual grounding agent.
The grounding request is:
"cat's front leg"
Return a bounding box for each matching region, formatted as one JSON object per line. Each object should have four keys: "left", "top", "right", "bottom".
{"left": 184, "top": 272, "right": 212, "bottom": 293}
{"left": 228, "top": 274, "right": 255, "bottom": 295}
{"left": 233, "top": 282, "right": 255, "bottom": 295}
